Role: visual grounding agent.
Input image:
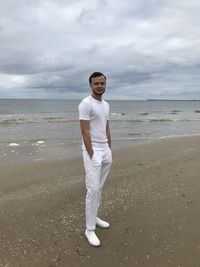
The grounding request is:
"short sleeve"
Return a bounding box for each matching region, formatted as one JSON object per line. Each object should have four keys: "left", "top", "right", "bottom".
{"left": 78, "top": 101, "right": 91, "bottom": 120}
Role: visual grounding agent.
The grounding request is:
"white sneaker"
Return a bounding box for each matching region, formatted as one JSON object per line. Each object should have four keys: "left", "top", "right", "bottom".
{"left": 96, "top": 217, "right": 110, "bottom": 228}
{"left": 85, "top": 230, "right": 100, "bottom": 247}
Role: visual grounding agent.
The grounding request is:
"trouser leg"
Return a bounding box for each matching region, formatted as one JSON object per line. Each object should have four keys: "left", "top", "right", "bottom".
{"left": 98, "top": 147, "right": 112, "bottom": 209}
{"left": 83, "top": 151, "right": 102, "bottom": 231}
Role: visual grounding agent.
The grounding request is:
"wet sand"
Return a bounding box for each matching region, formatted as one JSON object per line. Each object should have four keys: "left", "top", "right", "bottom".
{"left": 0, "top": 136, "right": 200, "bottom": 267}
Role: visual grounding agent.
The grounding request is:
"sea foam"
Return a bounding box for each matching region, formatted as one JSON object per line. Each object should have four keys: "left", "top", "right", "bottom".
{"left": 8, "top": 143, "right": 20, "bottom": 147}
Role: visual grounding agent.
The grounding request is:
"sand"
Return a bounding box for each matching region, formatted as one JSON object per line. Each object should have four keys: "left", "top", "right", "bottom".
{"left": 0, "top": 136, "right": 200, "bottom": 267}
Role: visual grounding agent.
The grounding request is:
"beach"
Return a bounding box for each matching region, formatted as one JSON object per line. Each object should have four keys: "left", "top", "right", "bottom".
{"left": 0, "top": 135, "right": 200, "bottom": 267}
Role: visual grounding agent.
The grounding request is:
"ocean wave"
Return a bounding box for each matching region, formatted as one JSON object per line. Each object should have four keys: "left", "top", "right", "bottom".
{"left": 140, "top": 112, "right": 149, "bottom": 116}
{"left": 148, "top": 118, "right": 200, "bottom": 122}
{"left": 111, "top": 118, "right": 200, "bottom": 123}
{"left": 0, "top": 117, "right": 78, "bottom": 125}
{"left": 0, "top": 119, "right": 24, "bottom": 125}
{"left": 171, "top": 110, "right": 182, "bottom": 113}
{"left": 113, "top": 133, "right": 200, "bottom": 142}
{"left": 110, "top": 112, "right": 126, "bottom": 116}
{"left": 159, "top": 133, "right": 200, "bottom": 139}
{"left": 149, "top": 118, "right": 183, "bottom": 122}
{"left": 0, "top": 115, "right": 200, "bottom": 125}
{"left": 112, "top": 137, "right": 151, "bottom": 141}
{"left": 7, "top": 143, "right": 20, "bottom": 147}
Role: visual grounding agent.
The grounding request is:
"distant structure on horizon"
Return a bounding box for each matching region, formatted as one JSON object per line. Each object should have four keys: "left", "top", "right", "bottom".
{"left": 147, "top": 99, "right": 200, "bottom": 101}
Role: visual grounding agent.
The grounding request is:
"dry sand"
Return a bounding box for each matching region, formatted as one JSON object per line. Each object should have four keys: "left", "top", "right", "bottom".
{"left": 0, "top": 136, "right": 200, "bottom": 267}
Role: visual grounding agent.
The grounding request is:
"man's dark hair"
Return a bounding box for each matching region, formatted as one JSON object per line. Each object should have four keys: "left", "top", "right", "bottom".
{"left": 89, "top": 72, "right": 107, "bottom": 83}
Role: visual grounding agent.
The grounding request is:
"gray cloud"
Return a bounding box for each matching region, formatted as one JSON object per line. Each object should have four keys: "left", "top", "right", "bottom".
{"left": 0, "top": 0, "right": 200, "bottom": 99}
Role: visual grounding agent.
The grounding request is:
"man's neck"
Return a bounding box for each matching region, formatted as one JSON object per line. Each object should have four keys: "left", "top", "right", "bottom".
{"left": 91, "top": 93, "right": 102, "bottom": 101}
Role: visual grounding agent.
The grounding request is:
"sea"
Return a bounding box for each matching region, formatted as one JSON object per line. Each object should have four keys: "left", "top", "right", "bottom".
{"left": 0, "top": 99, "right": 200, "bottom": 164}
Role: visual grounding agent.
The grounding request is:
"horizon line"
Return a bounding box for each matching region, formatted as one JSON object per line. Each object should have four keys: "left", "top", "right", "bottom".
{"left": 0, "top": 98, "right": 199, "bottom": 101}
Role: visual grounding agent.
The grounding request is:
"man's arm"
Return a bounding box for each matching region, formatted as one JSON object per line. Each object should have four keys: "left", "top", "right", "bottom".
{"left": 106, "top": 120, "right": 111, "bottom": 149}
{"left": 80, "top": 120, "right": 94, "bottom": 158}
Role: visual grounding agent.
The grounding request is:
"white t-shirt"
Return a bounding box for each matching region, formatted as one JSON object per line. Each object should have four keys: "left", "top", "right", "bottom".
{"left": 78, "top": 95, "right": 110, "bottom": 150}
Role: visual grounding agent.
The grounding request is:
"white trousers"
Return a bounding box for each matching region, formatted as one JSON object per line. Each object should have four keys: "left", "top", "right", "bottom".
{"left": 82, "top": 146, "right": 112, "bottom": 230}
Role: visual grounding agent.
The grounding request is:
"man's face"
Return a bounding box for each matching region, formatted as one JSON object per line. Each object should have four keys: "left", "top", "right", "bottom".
{"left": 90, "top": 75, "right": 106, "bottom": 96}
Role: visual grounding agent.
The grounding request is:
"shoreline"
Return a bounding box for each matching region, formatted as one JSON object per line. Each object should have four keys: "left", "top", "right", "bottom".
{"left": 1, "top": 133, "right": 200, "bottom": 169}
{"left": 0, "top": 135, "right": 200, "bottom": 266}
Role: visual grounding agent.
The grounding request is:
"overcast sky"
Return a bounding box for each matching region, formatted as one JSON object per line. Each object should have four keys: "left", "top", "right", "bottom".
{"left": 0, "top": 0, "right": 200, "bottom": 100}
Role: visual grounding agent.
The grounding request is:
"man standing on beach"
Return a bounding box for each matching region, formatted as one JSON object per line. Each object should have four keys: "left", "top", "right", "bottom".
{"left": 78, "top": 72, "right": 112, "bottom": 247}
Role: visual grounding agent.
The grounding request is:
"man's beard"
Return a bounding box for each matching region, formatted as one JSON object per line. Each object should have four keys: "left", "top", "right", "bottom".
{"left": 92, "top": 88, "right": 105, "bottom": 96}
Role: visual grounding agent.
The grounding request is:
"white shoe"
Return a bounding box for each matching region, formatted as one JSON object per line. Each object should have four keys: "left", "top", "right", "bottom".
{"left": 85, "top": 230, "right": 100, "bottom": 247}
{"left": 96, "top": 217, "right": 110, "bottom": 228}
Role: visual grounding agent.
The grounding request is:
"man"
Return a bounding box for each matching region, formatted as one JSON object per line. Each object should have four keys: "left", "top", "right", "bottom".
{"left": 78, "top": 72, "right": 112, "bottom": 247}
